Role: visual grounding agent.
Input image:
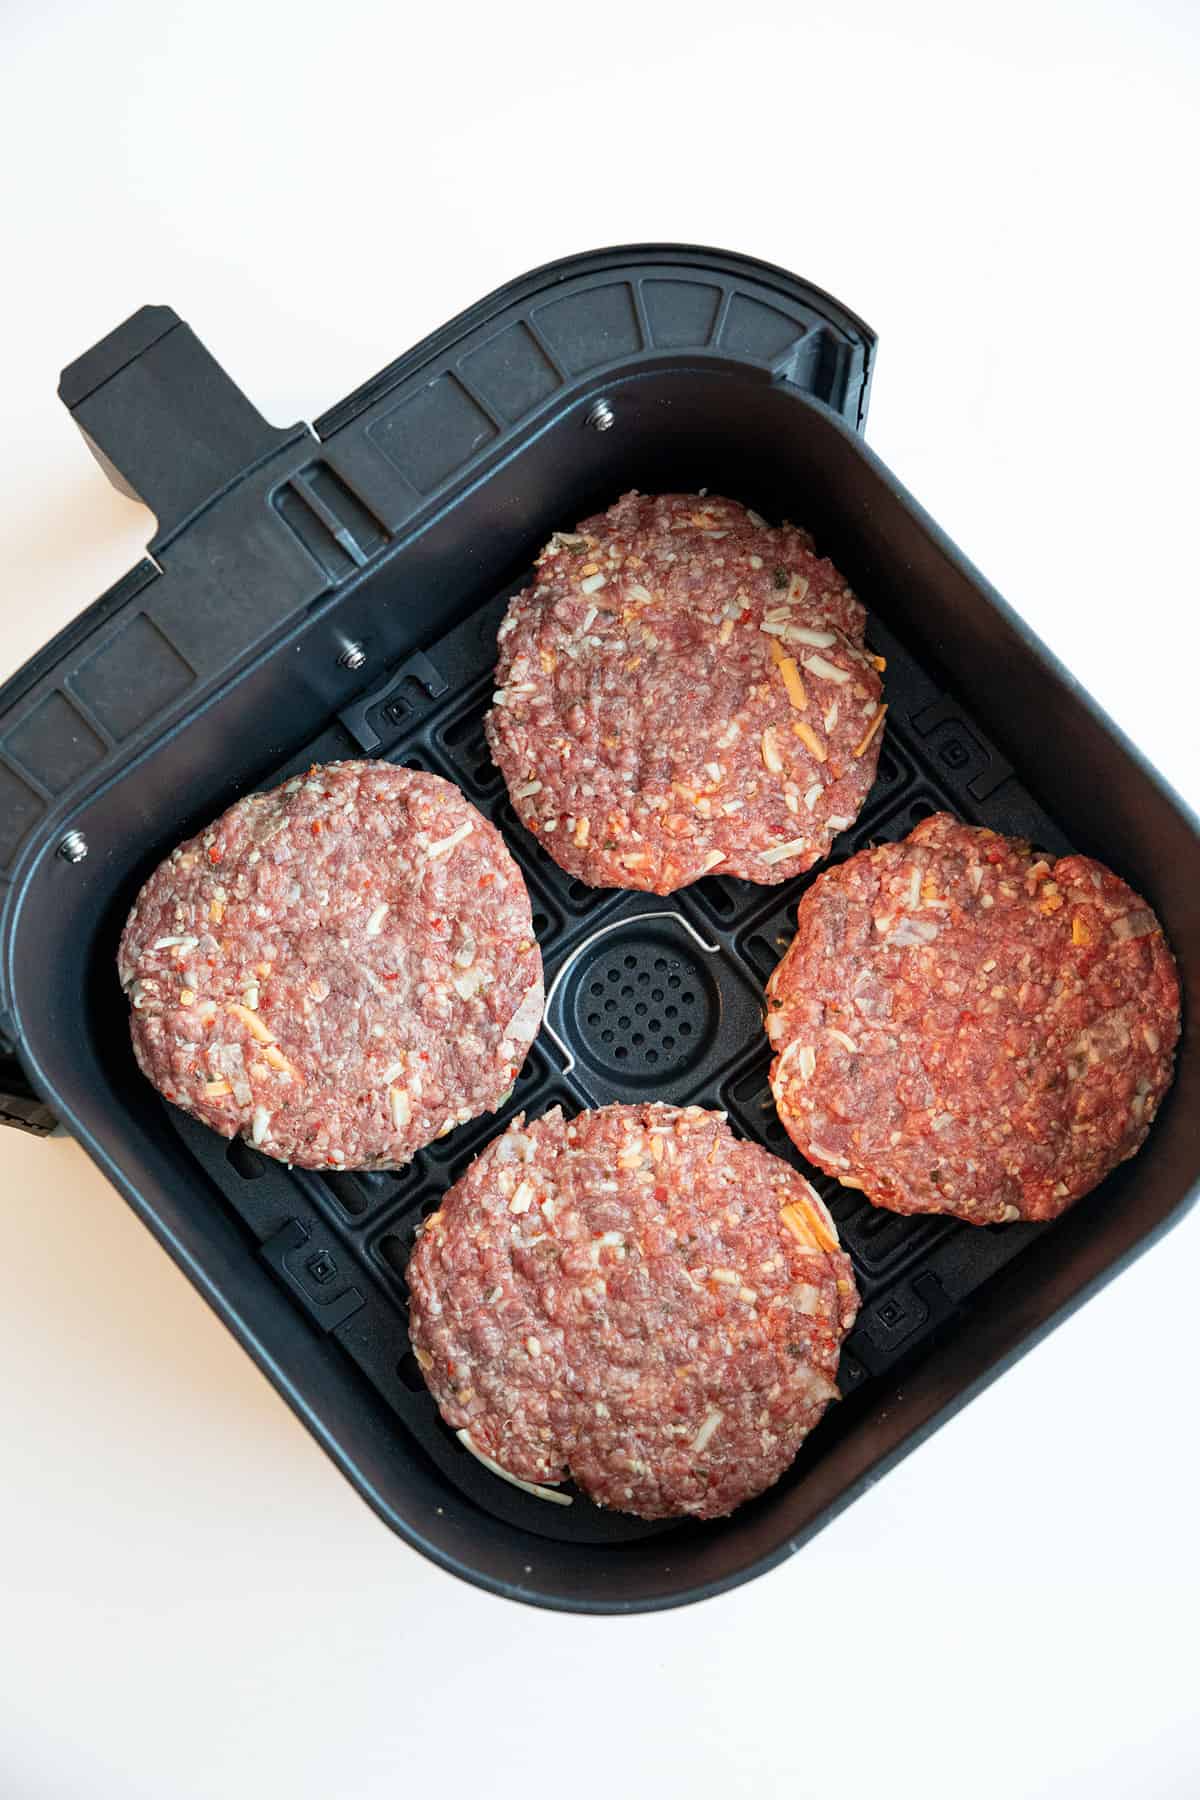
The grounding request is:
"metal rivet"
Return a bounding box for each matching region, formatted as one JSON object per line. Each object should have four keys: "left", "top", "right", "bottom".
{"left": 586, "top": 399, "right": 615, "bottom": 433}
{"left": 338, "top": 642, "right": 367, "bottom": 671}
{"left": 58, "top": 830, "right": 88, "bottom": 864}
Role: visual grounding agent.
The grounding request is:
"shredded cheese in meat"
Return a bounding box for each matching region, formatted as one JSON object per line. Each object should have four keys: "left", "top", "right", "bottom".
{"left": 760, "top": 836, "right": 811, "bottom": 866}
{"left": 691, "top": 1408, "right": 723, "bottom": 1454}
{"left": 769, "top": 639, "right": 808, "bottom": 710}
{"left": 792, "top": 720, "right": 827, "bottom": 763}
{"left": 425, "top": 821, "right": 475, "bottom": 860}
{"left": 853, "top": 704, "right": 887, "bottom": 758}
{"left": 802, "top": 654, "right": 850, "bottom": 685}
{"left": 226, "top": 1002, "right": 275, "bottom": 1044}
{"left": 779, "top": 1194, "right": 840, "bottom": 1255}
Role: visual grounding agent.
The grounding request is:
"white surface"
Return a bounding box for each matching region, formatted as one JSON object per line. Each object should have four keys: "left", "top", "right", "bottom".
{"left": 1, "top": 3, "right": 1197, "bottom": 1796}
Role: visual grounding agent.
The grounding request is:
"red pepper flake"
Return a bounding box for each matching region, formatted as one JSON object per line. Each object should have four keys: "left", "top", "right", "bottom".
{"left": 429, "top": 917, "right": 443, "bottom": 928}
{"left": 419, "top": 1051, "right": 429, "bottom": 1061}
{"left": 207, "top": 847, "right": 222, "bottom": 864}
{"left": 382, "top": 972, "right": 400, "bottom": 982}
{"left": 653, "top": 1185, "right": 668, "bottom": 1203}
{"left": 311, "top": 822, "right": 322, "bottom": 837}
{"left": 479, "top": 874, "right": 495, "bottom": 889}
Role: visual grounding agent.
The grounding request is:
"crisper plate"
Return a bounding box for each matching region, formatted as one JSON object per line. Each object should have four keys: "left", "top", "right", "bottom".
{"left": 165, "top": 559, "right": 1068, "bottom": 1544}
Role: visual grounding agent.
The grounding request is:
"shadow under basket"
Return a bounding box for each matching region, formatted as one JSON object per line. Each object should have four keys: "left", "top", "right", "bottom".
{"left": 0, "top": 245, "right": 1195, "bottom": 1612}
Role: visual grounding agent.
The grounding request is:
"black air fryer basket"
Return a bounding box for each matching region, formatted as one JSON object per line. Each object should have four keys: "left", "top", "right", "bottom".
{"left": 1, "top": 246, "right": 1195, "bottom": 1612}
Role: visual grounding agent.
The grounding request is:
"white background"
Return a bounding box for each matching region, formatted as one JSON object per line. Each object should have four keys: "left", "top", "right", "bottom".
{"left": 1, "top": 3, "right": 1197, "bottom": 1796}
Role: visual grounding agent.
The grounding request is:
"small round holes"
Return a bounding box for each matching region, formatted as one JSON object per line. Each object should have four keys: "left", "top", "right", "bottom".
{"left": 570, "top": 934, "right": 714, "bottom": 1081}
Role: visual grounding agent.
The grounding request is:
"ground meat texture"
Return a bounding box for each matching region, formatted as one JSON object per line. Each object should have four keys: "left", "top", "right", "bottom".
{"left": 118, "top": 761, "right": 544, "bottom": 1170}
{"left": 486, "top": 492, "right": 886, "bottom": 894}
{"left": 766, "top": 813, "right": 1181, "bottom": 1225}
{"left": 407, "top": 1103, "right": 859, "bottom": 1520}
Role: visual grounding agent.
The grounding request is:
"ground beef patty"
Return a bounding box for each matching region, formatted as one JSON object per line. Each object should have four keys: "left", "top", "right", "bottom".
{"left": 486, "top": 492, "right": 886, "bottom": 893}
{"left": 407, "top": 1103, "right": 859, "bottom": 1519}
{"left": 766, "top": 813, "right": 1180, "bottom": 1225}
{"left": 118, "top": 761, "right": 544, "bottom": 1170}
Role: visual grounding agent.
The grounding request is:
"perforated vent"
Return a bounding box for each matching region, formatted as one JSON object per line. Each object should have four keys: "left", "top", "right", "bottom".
{"left": 571, "top": 938, "right": 710, "bottom": 1079}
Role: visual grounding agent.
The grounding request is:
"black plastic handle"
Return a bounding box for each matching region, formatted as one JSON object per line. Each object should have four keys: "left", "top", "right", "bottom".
{"left": 58, "top": 306, "right": 299, "bottom": 550}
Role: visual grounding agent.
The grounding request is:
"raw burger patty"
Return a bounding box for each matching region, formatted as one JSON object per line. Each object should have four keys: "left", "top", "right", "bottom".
{"left": 766, "top": 813, "right": 1180, "bottom": 1225}
{"left": 486, "top": 492, "right": 886, "bottom": 893}
{"left": 407, "top": 1103, "right": 859, "bottom": 1520}
{"left": 118, "top": 761, "right": 544, "bottom": 1170}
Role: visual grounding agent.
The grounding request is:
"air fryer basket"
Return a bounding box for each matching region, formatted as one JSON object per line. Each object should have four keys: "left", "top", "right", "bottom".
{"left": 0, "top": 247, "right": 1195, "bottom": 1612}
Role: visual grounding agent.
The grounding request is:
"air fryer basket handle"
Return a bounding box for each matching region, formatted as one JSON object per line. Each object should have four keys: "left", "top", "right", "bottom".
{"left": 58, "top": 306, "right": 299, "bottom": 550}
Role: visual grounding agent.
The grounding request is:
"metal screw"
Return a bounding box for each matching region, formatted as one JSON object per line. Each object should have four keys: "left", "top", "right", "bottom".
{"left": 58, "top": 830, "right": 88, "bottom": 864}
{"left": 338, "top": 642, "right": 367, "bottom": 672}
{"left": 586, "top": 399, "right": 615, "bottom": 433}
